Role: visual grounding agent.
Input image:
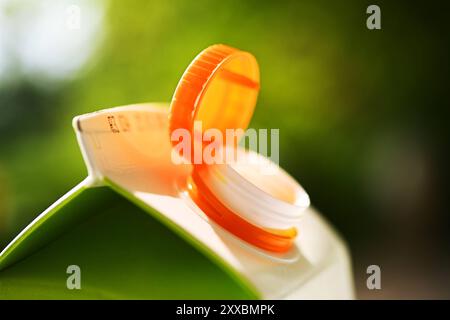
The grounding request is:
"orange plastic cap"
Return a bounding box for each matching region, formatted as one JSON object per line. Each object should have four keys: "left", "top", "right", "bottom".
{"left": 169, "top": 44, "right": 260, "bottom": 159}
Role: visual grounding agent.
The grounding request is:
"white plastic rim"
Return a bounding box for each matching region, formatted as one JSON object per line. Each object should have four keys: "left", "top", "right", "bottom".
{"left": 196, "top": 148, "right": 310, "bottom": 230}
{"left": 179, "top": 188, "right": 302, "bottom": 263}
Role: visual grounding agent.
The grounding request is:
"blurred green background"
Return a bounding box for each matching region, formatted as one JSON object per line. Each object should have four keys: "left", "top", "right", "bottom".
{"left": 0, "top": 0, "right": 449, "bottom": 298}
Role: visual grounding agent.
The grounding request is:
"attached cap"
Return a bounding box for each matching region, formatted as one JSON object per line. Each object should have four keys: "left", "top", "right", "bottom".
{"left": 169, "top": 44, "right": 260, "bottom": 157}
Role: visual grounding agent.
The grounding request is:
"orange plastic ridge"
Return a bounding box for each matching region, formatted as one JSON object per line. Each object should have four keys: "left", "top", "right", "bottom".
{"left": 187, "top": 168, "right": 297, "bottom": 253}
